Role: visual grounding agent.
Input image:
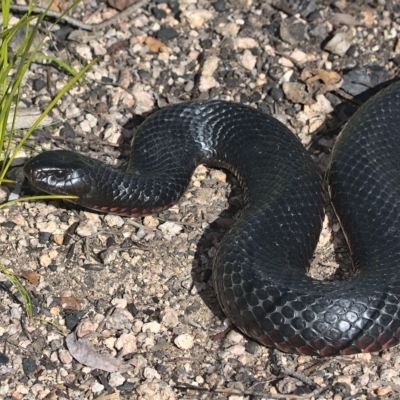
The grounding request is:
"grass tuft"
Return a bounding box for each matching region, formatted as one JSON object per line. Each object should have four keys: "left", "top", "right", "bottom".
{"left": 0, "top": 0, "right": 94, "bottom": 319}
{"left": 0, "top": 265, "right": 33, "bottom": 319}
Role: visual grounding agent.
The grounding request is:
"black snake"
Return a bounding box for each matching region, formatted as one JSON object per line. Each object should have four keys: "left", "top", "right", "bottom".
{"left": 24, "top": 81, "right": 400, "bottom": 356}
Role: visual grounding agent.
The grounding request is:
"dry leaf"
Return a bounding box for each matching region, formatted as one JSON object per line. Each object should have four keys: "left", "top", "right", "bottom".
{"left": 282, "top": 82, "right": 315, "bottom": 105}
{"left": 20, "top": 271, "right": 40, "bottom": 285}
{"left": 66, "top": 321, "right": 133, "bottom": 373}
{"left": 60, "top": 296, "right": 82, "bottom": 310}
{"left": 306, "top": 69, "right": 342, "bottom": 86}
{"left": 145, "top": 37, "right": 168, "bottom": 53}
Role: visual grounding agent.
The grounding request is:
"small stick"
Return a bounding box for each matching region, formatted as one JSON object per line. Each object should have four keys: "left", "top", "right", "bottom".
{"left": 274, "top": 349, "right": 317, "bottom": 388}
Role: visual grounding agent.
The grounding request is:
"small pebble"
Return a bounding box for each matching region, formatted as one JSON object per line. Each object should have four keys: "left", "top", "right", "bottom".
{"left": 58, "top": 350, "right": 73, "bottom": 364}
{"left": 33, "top": 79, "right": 46, "bottom": 91}
{"left": 376, "top": 386, "right": 392, "bottom": 396}
{"left": 143, "top": 367, "right": 161, "bottom": 380}
{"left": 226, "top": 330, "right": 244, "bottom": 344}
{"left": 280, "top": 17, "right": 306, "bottom": 44}
{"left": 184, "top": 9, "right": 213, "bottom": 29}
{"left": 212, "top": 0, "right": 225, "bottom": 11}
{"left": 152, "top": 7, "right": 167, "bottom": 20}
{"left": 142, "top": 321, "right": 161, "bottom": 334}
{"left": 111, "top": 298, "right": 127, "bottom": 308}
{"left": 240, "top": 50, "right": 257, "bottom": 71}
{"left": 65, "top": 311, "right": 84, "bottom": 330}
{"left": 174, "top": 333, "right": 194, "bottom": 350}
{"left": 22, "top": 358, "right": 36, "bottom": 376}
{"left": 227, "top": 344, "right": 245, "bottom": 356}
{"left": 324, "top": 29, "right": 355, "bottom": 56}
{"left": 0, "top": 352, "right": 9, "bottom": 365}
{"left": 160, "top": 308, "right": 179, "bottom": 328}
{"left": 109, "top": 372, "right": 126, "bottom": 387}
{"left": 91, "top": 381, "right": 104, "bottom": 395}
{"left": 158, "top": 221, "right": 183, "bottom": 236}
{"left": 156, "top": 27, "right": 178, "bottom": 40}
{"left": 115, "top": 332, "right": 137, "bottom": 354}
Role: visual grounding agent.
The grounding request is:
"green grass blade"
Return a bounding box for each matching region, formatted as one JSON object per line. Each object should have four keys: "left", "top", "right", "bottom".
{"left": 0, "top": 265, "right": 33, "bottom": 319}
{"left": 35, "top": 53, "right": 80, "bottom": 77}
{"left": 0, "top": 194, "right": 78, "bottom": 208}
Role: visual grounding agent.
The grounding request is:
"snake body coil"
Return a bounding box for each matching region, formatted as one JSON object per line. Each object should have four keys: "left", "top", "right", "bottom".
{"left": 24, "top": 82, "right": 400, "bottom": 356}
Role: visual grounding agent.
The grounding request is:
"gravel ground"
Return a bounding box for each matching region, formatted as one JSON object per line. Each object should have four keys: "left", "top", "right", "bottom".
{"left": 1, "top": 0, "right": 400, "bottom": 399}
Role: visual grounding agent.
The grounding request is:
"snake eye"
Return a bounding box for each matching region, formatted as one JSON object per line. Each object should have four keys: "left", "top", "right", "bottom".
{"left": 51, "top": 169, "right": 68, "bottom": 180}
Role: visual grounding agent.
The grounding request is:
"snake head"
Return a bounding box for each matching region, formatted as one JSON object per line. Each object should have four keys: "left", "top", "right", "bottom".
{"left": 24, "top": 150, "right": 93, "bottom": 198}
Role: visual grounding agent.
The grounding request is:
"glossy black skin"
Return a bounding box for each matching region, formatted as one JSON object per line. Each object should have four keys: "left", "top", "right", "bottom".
{"left": 24, "top": 85, "right": 400, "bottom": 356}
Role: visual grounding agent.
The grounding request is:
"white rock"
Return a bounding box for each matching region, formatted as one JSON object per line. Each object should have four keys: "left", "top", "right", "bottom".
{"left": 143, "top": 367, "right": 161, "bottom": 380}
{"left": 240, "top": 49, "right": 257, "bottom": 71}
{"left": 115, "top": 332, "right": 137, "bottom": 354}
{"left": 216, "top": 21, "right": 240, "bottom": 37}
{"left": 278, "top": 57, "right": 294, "bottom": 68}
{"left": 109, "top": 372, "right": 126, "bottom": 387}
{"left": 199, "top": 75, "right": 220, "bottom": 92}
{"left": 85, "top": 113, "right": 98, "bottom": 128}
{"left": 136, "top": 380, "right": 175, "bottom": 400}
{"left": 75, "top": 44, "right": 93, "bottom": 60}
{"left": 380, "top": 368, "right": 397, "bottom": 380}
{"left": 36, "top": 221, "right": 61, "bottom": 234}
{"left": 103, "top": 123, "right": 121, "bottom": 144}
{"left": 39, "top": 252, "right": 58, "bottom": 268}
{"left": 111, "top": 298, "right": 127, "bottom": 308}
{"left": 160, "top": 308, "right": 179, "bottom": 328}
{"left": 143, "top": 216, "right": 159, "bottom": 229}
{"left": 142, "top": 321, "right": 161, "bottom": 334}
{"left": 324, "top": 29, "right": 355, "bottom": 56}
{"left": 290, "top": 49, "right": 312, "bottom": 64}
{"left": 65, "top": 104, "right": 82, "bottom": 119}
{"left": 79, "top": 119, "right": 92, "bottom": 133}
{"left": 227, "top": 344, "right": 246, "bottom": 356}
{"left": 184, "top": 9, "right": 213, "bottom": 28}
{"left": 226, "top": 329, "right": 244, "bottom": 344}
{"left": 132, "top": 83, "right": 155, "bottom": 114}
{"left": 0, "top": 384, "right": 9, "bottom": 397}
{"left": 76, "top": 213, "right": 101, "bottom": 237}
{"left": 174, "top": 333, "right": 194, "bottom": 350}
{"left": 104, "top": 337, "right": 116, "bottom": 350}
{"left": 158, "top": 221, "right": 183, "bottom": 236}
{"left": 91, "top": 381, "right": 104, "bottom": 395}
{"left": 236, "top": 37, "right": 258, "bottom": 49}
{"left": 89, "top": 40, "right": 107, "bottom": 56}
{"left": 107, "top": 308, "right": 134, "bottom": 330}
{"left": 199, "top": 56, "right": 220, "bottom": 92}
{"left": 105, "top": 214, "right": 125, "bottom": 227}
{"left": 132, "top": 320, "right": 144, "bottom": 333}
{"left": 58, "top": 349, "right": 73, "bottom": 364}
{"left": 10, "top": 306, "right": 21, "bottom": 320}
